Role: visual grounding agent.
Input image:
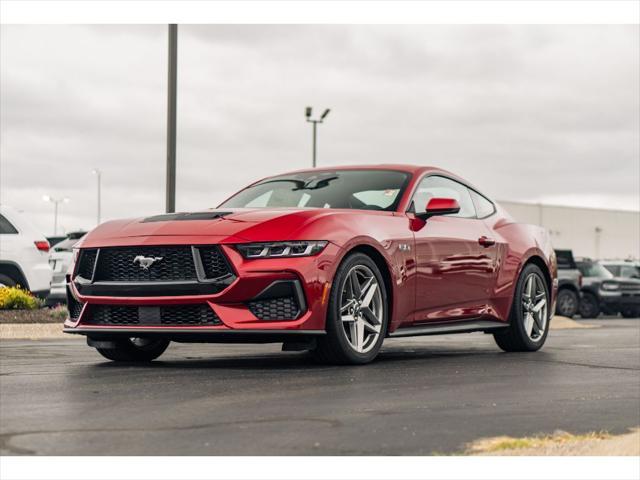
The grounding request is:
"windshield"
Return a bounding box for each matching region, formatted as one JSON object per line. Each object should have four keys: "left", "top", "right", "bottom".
{"left": 577, "top": 261, "right": 614, "bottom": 279}
{"left": 220, "top": 170, "right": 410, "bottom": 211}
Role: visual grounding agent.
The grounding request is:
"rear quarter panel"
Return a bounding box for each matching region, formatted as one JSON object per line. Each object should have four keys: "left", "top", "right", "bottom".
{"left": 484, "top": 206, "right": 557, "bottom": 321}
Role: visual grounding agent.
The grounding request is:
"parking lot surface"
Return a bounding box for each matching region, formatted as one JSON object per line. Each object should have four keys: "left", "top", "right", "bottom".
{"left": 1, "top": 318, "right": 638, "bottom": 455}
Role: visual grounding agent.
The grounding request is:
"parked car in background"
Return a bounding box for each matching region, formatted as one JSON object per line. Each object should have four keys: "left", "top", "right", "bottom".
{"left": 576, "top": 258, "right": 640, "bottom": 318}
{"left": 46, "top": 235, "right": 68, "bottom": 249}
{"left": 0, "top": 205, "right": 52, "bottom": 298}
{"left": 601, "top": 260, "right": 640, "bottom": 280}
{"left": 46, "top": 231, "right": 87, "bottom": 306}
{"left": 554, "top": 249, "right": 582, "bottom": 318}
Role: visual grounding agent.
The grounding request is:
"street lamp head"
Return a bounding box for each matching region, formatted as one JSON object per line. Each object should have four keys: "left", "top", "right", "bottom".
{"left": 305, "top": 106, "right": 312, "bottom": 118}
{"left": 92, "top": 168, "right": 100, "bottom": 175}
{"left": 62, "top": 197, "right": 70, "bottom": 203}
{"left": 42, "top": 195, "right": 51, "bottom": 202}
{"left": 320, "top": 108, "right": 331, "bottom": 120}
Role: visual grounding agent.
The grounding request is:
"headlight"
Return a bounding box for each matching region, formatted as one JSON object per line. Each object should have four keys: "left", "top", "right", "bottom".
{"left": 235, "top": 241, "right": 328, "bottom": 259}
{"left": 601, "top": 282, "right": 620, "bottom": 291}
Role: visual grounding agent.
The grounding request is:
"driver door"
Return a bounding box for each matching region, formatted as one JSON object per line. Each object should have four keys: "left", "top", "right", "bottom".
{"left": 410, "top": 176, "right": 496, "bottom": 323}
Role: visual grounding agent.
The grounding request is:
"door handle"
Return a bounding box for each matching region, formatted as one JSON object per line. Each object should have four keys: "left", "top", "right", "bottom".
{"left": 478, "top": 236, "right": 495, "bottom": 247}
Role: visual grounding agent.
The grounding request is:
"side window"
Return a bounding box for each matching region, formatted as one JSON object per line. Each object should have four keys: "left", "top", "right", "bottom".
{"left": 0, "top": 214, "right": 18, "bottom": 234}
{"left": 469, "top": 190, "right": 496, "bottom": 218}
{"left": 411, "top": 176, "right": 476, "bottom": 218}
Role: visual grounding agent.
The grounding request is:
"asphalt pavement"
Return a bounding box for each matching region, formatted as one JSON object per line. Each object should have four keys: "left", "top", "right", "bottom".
{"left": 1, "top": 318, "right": 639, "bottom": 455}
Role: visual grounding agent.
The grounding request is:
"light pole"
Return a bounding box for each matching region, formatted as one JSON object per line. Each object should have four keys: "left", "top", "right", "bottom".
{"left": 92, "top": 169, "right": 102, "bottom": 225}
{"left": 42, "top": 195, "right": 69, "bottom": 236}
{"left": 305, "top": 106, "right": 331, "bottom": 168}
{"left": 166, "top": 24, "right": 178, "bottom": 213}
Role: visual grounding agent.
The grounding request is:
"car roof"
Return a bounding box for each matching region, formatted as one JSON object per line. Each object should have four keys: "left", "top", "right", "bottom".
{"left": 273, "top": 164, "right": 440, "bottom": 176}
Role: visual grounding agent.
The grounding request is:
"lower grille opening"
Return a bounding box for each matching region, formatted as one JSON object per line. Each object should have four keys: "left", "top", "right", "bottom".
{"left": 66, "top": 287, "right": 84, "bottom": 320}
{"left": 86, "top": 304, "right": 222, "bottom": 326}
{"left": 247, "top": 296, "right": 301, "bottom": 321}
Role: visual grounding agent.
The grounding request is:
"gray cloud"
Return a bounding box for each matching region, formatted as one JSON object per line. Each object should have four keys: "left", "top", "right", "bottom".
{"left": 1, "top": 24, "right": 638, "bottom": 235}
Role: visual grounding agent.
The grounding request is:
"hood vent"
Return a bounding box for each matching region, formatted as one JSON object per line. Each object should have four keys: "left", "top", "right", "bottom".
{"left": 141, "top": 211, "right": 232, "bottom": 223}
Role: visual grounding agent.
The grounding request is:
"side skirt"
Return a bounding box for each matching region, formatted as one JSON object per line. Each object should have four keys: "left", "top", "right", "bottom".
{"left": 388, "top": 320, "right": 508, "bottom": 338}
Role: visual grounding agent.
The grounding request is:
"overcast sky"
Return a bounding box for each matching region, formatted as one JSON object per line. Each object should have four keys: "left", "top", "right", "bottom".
{"left": 1, "top": 25, "right": 638, "bottom": 235}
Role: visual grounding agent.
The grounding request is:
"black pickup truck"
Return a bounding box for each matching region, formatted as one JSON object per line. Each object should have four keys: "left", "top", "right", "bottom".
{"left": 577, "top": 258, "right": 640, "bottom": 318}
{"left": 554, "top": 249, "right": 582, "bottom": 318}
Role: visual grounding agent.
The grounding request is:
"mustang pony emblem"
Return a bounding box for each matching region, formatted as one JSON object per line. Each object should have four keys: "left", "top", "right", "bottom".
{"left": 133, "top": 255, "right": 163, "bottom": 270}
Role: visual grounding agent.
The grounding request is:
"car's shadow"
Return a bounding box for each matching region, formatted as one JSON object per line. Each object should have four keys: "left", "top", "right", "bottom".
{"left": 88, "top": 345, "right": 540, "bottom": 371}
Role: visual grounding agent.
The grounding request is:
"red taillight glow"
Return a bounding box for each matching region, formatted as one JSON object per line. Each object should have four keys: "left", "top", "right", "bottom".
{"left": 34, "top": 240, "right": 50, "bottom": 253}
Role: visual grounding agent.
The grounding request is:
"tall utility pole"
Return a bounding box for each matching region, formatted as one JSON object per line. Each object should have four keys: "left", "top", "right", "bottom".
{"left": 305, "top": 107, "right": 331, "bottom": 168}
{"left": 42, "top": 195, "right": 69, "bottom": 236}
{"left": 92, "top": 169, "right": 101, "bottom": 225}
{"left": 166, "top": 24, "right": 178, "bottom": 213}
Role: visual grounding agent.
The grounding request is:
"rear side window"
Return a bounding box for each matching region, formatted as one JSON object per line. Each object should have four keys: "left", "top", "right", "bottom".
{"left": 469, "top": 190, "right": 496, "bottom": 219}
{"left": 0, "top": 214, "right": 18, "bottom": 234}
{"left": 411, "top": 175, "right": 476, "bottom": 218}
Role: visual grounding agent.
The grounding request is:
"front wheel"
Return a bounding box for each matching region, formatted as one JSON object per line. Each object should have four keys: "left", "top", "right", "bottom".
{"left": 313, "top": 252, "right": 388, "bottom": 365}
{"left": 579, "top": 292, "right": 600, "bottom": 318}
{"left": 94, "top": 337, "right": 170, "bottom": 362}
{"left": 620, "top": 307, "right": 639, "bottom": 318}
{"left": 494, "top": 264, "right": 551, "bottom": 352}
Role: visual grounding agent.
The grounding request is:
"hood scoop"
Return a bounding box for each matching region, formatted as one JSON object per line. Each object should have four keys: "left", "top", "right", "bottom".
{"left": 141, "top": 211, "right": 232, "bottom": 223}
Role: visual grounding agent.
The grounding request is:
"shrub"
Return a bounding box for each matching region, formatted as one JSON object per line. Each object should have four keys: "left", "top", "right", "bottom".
{"left": 0, "top": 286, "right": 42, "bottom": 310}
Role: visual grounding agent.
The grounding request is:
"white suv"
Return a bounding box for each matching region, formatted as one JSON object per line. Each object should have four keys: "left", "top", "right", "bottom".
{"left": 0, "top": 205, "right": 53, "bottom": 298}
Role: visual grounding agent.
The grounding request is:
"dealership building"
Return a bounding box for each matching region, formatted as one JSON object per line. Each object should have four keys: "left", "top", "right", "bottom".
{"left": 499, "top": 201, "right": 639, "bottom": 261}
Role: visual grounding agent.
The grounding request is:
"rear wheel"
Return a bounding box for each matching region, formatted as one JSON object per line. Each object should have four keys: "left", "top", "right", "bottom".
{"left": 555, "top": 288, "right": 579, "bottom": 318}
{"left": 579, "top": 292, "right": 600, "bottom": 318}
{"left": 94, "top": 337, "right": 170, "bottom": 362}
{"left": 313, "top": 253, "right": 388, "bottom": 365}
{"left": 494, "top": 264, "right": 550, "bottom": 352}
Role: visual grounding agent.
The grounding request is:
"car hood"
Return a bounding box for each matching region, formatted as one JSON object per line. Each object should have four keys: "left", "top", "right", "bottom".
{"left": 79, "top": 208, "right": 357, "bottom": 248}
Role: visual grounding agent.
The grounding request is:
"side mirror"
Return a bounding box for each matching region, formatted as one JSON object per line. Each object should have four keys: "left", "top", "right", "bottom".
{"left": 418, "top": 197, "right": 460, "bottom": 219}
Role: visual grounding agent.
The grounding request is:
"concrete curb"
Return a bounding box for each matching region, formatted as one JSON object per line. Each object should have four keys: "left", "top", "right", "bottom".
{"left": 0, "top": 323, "right": 76, "bottom": 340}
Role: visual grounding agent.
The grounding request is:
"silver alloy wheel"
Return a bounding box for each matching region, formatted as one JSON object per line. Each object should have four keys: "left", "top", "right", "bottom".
{"left": 340, "top": 265, "right": 384, "bottom": 353}
{"left": 521, "top": 273, "right": 548, "bottom": 341}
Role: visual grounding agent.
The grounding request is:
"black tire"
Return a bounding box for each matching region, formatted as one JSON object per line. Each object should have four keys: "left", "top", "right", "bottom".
{"left": 555, "top": 288, "right": 579, "bottom": 318}
{"left": 95, "top": 338, "right": 170, "bottom": 362}
{"left": 620, "top": 307, "right": 639, "bottom": 318}
{"left": 313, "top": 252, "right": 389, "bottom": 365}
{"left": 0, "top": 274, "right": 17, "bottom": 288}
{"left": 493, "top": 263, "right": 551, "bottom": 352}
{"left": 579, "top": 292, "right": 600, "bottom": 319}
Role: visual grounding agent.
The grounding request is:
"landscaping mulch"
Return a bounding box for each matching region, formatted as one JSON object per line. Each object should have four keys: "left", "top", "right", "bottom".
{"left": 0, "top": 308, "right": 66, "bottom": 324}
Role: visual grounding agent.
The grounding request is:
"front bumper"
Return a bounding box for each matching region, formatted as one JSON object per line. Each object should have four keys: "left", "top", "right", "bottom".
{"left": 63, "top": 243, "right": 338, "bottom": 337}
{"left": 598, "top": 289, "right": 640, "bottom": 308}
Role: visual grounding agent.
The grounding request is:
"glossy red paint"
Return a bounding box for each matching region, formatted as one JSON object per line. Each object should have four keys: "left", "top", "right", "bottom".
{"left": 64, "top": 165, "right": 557, "bottom": 339}
{"left": 424, "top": 197, "right": 461, "bottom": 217}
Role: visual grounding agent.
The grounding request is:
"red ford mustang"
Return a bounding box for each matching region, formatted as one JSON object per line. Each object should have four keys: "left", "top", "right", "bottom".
{"left": 64, "top": 165, "right": 557, "bottom": 364}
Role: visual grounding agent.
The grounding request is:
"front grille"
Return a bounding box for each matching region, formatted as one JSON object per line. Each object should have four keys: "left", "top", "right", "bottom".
{"left": 86, "top": 304, "right": 222, "bottom": 326}
{"left": 199, "top": 246, "right": 233, "bottom": 279}
{"left": 76, "top": 249, "right": 97, "bottom": 279}
{"left": 620, "top": 283, "right": 640, "bottom": 292}
{"left": 94, "top": 246, "right": 197, "bottom": 282}
{"left": 247, "top": 296, "right": 301, "bottom": 321}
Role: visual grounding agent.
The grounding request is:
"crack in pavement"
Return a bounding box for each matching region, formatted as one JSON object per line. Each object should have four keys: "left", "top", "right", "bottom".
{"left": 0, "top": 416, "right": 342, "bottom": 455}
{"left": 517, "top": 358, "right": 640, "bottom": 372}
